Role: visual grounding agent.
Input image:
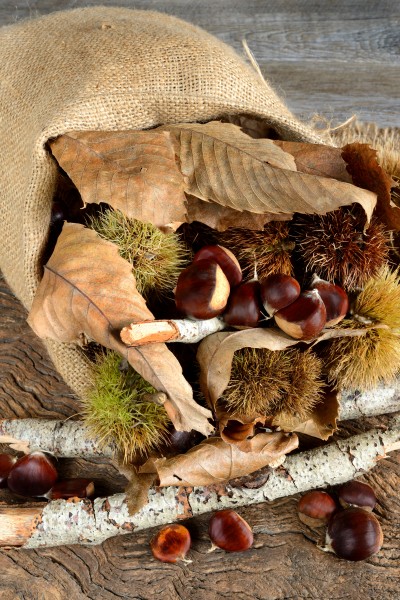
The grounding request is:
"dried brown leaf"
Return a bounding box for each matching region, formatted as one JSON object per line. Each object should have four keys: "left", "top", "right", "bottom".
{"left": 139, "top": 431, "right": 298, "bottom": 487}
{"left": 27, "top": 223, "right": 213, "bottom": 436}
{"left": 164, "top": 121, "right": 377, "bottom": 221}
{"left": 49, "top": 130, "right": 187, "bottom": 228}
{"left": 185, "top": 194, "right": 290, "bottom": 231}
{"left": 272, "top": 386, "right": 340, "bottom": 441}
{"left": 342, "top": 142, "right": 400, "bottom": 230}
{"left": 274, "top": 140, "right": 353, "bottom": 182}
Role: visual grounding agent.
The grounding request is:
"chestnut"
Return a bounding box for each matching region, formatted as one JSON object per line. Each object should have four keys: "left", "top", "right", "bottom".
{"left": 45, "top": 478, "right": 95, "bottom": 500}
{"left": 150, "top": 523, "right": 191, "bottom": 563}
{"left": 260, "top": 274, "right": 301, "bottom": 316}
{"left": 310, "top": 275, "right": 348, "bottom": 326}
{"left": 193, "top": 245, "right": 242, "bottom": 287}
{"left": 274, "top": 289, "right": 327, "bottom": 340}
{"left": 208, "top": 509, "right": 253, "bottom": 552}
{"left": 223, "top": 280, "right": 261, "bottom": 328}
{"left": 325, "top": 507, "right": 383, "bottom": 561}
{"left": 175, "top": 259, "right": 230, "bottom": 319}
{"left": 338, "top": 480, "right": 377, "bottom": 512}
{"left": 7, "top": 451, "right": 58, "bottom": 497}
{"left": 298, "top": 490, "right": 337, "bottom": 527}
{"left": 0, "top": 454, "right": 17, "bottom": 488}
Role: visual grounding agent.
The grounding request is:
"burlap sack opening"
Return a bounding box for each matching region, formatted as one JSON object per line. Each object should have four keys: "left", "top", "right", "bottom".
{"left": 0, "top": 6, "right": 327, "bottom": 400}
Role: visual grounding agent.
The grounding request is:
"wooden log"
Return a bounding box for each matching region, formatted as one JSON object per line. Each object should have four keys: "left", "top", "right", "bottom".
{"left": 120, "top": 317, "right": 226, "bottom": 346}
{"left": 0, "top": 382, "right": 398, "bottom": 457}
{"left": 0, "top": 417, "right": 398, "bottom": 548}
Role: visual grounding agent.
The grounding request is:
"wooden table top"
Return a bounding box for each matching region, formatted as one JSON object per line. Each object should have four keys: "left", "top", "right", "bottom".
{"left": 0, "top": 2, "right": 399, "bottom": 598}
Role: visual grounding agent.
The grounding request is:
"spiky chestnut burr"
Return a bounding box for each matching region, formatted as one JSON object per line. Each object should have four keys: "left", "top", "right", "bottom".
{"left": 82, "top": 351, "right": 170, "bottom": 462}
{"left": 321, "top": 266, "right": 400, "bottom": 390}
{"left": 217, "top": 221, "right": 294, "bottom": 280}
{"left": 222, "top": 347, "right": 324, "bottom": 419}
{"left": 291, "top": 206, "right": 390, "bottom": 291}
{"left": 88, "top": 208, "right": 189, "bottom": 298}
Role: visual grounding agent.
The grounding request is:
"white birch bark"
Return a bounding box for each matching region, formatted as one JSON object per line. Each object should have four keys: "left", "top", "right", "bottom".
{"left": 0, "top": 381, "right": 398, "bottom": 457}
{"left": 1, "top": 416, "right": 397, "bottom": 548}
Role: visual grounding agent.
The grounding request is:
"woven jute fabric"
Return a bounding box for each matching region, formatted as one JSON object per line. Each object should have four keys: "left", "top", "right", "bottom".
{"left": 0, "top": 6, "right": 325, "bottom": 398}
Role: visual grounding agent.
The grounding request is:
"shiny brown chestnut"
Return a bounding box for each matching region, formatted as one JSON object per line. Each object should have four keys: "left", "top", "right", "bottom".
{"left": 338, "top": 480, "right": 377, "bottom": 512}
{"left": 208, "top": 509, "right": 253, "bottom": 552}
{"left": 45, "top": 478, "right": 95, "bottom": 500}
{"left": 298, "top": 490, "right": 337, "bottom": 527}
{"left": 0, "top": 454, "right": 17, "bottom": 488}
{"left": 223, "top": 280, "right": 261, "bottom": 328}
{"left": 150, "top": 524, "right": 192, "bottom": 563}
{"left": 260, "top": 273, "right": 301, "bottom": 316}
{"left": 310, "top": 275, "right": 349, "bottom": 326}
{"left": 325, "top": 507, "right": 383, "bottom": 561}
{"left": 175, "top": 259, "right": 230, "bottom": 319}
{"left": 274, "top": 289, "right": 327, "bottom": 340}
{"left": 193, "top": 245, "right": 242, "bottom": 287}
{"left": 7, "top": 451, "right": 58, "bottom": 497}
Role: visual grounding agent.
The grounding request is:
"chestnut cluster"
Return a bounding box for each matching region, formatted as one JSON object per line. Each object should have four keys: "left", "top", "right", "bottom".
{"left": 150, "top": 509, "right": 253, "bottom": 563}
{"left": 298, "top": 480, "right": 383, "bottom": 562}
{"left": 174, "top": 245, "right": 349, "bottom": 339}
{"left": 0, "top": 451, "right": 94, "bottom": 500}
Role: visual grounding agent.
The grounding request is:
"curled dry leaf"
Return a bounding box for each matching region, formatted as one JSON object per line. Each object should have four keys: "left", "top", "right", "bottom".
{"left": 27, "top": 223, "right": 213, "bottom": 436}
{"left": 341, "top": 142, "right": 400, "bottom": 230}
{"left": 272, "top": 386, "right": 340, "bottom": 441}
{"left": 163, "top": 121, "right": 377, "bottom": 221}
{"left": 139, "top": 431, "right": 299, "bottom": 487}
{"left": 49, "top": 130, "right": 187, "bottom": 229}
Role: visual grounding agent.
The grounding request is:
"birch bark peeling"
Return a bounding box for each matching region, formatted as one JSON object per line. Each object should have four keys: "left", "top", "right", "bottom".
{"left": 0, "top": 381, "right": 398, "bottom": 457}
{"left": 120, "top": 317, "right": 226, "bottom": 346}
{"left": 0, "top": 418, "right": 398, "bottom": 548}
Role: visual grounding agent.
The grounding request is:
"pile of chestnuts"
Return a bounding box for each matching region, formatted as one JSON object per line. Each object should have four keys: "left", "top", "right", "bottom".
{"left": 150, "top": 508, "right": 253, "bottom": 563}
{"left": 298, "top": 480, "right": 383, "bottom": 562}
{"left": 0, "top": 451, "right": 94, "bottom": 500}
{"left": 174, "top": 245, "right": 349, "bottom": 339}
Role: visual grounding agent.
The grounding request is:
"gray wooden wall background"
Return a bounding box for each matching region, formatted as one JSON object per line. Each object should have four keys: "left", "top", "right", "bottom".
{"left": 1, "top": 0, "right": 399, "bottom": 129}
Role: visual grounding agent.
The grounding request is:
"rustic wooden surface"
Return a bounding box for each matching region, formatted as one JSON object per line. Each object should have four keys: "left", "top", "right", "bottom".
{"left": 0, "top": 1, "right": 399, "bottom": 598}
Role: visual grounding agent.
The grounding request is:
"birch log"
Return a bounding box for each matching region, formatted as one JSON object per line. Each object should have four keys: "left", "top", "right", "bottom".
{"left": 1, "top": 416, "right": 398, "bottom": 548}
{"left": 120, "top": 317, "right": 226, "bottom": 346}
{"left": 0, "top": 382, "right": 398, "bottom": 457}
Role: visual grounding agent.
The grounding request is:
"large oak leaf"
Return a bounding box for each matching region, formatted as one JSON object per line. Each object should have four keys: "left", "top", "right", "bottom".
{"left": 27, "top": 223, "right": 213, "bottom": 436}
{"left": 49, "top": 130, "right": 187, "bottom": 228}
{"left": 163, "top": 121, "right": 377, "bottom": 221}
{"left": 139, "top": 431, "right": 298, "bottom": 487}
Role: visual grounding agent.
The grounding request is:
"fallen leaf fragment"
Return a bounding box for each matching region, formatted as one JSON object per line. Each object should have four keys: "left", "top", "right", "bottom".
{"left": 139, "top": 431, "right": 298, "bottom": 487}
{"left": 27, "top": 223, "right": 213, "bottom": 436}
{"left": 49, "top": 130, "right": 187, "bottom": 228}
{"left": 342, "top": 142, "right": 400, "bottom": 230}
{"left": 274, "top": 140, "right": 353, "bottom": 182}
{"left": 272, "top": 386, "right": 340, "bottom": 441}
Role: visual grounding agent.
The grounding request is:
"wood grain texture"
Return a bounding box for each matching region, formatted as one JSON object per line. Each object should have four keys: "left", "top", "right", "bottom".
{"left": 0, "top": 1, "right": 399, "bottom": 597}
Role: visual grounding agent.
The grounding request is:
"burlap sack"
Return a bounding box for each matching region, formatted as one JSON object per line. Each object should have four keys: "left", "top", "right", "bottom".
{"left": 0, "top": 6, "right": 326, "bottom": 399}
